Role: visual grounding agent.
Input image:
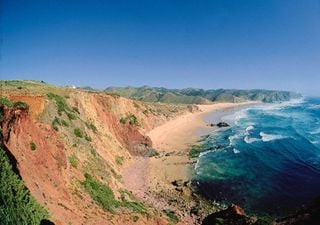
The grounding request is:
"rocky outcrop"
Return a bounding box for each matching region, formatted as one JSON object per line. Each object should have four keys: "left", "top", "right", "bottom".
{"left": 202, "top": 204, "right": 254, "bottom": 225}
{"left": 216, "top": 122, "right": 230, "bottom": 128}
{"left": 187, "top": 104, "right": 201, "bottom": 113}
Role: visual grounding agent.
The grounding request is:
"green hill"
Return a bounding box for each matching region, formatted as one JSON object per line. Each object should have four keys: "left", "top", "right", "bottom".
{"left": 105, "top": 86, "right": 301, "bottom": 104}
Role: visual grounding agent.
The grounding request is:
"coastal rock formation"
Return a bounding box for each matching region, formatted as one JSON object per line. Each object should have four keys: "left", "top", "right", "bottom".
{"left": 216, "top": 122, "right": 230, "bottom": 128}
{"left": 187, "top": 104, "right": 201, "bottom": 113}
{"left": 202, "top": 204, "right": 253, "bottom": 225}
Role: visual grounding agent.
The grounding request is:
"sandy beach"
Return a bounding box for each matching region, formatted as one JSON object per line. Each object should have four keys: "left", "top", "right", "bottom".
{"left": 146, "top": 102, "right": 258, "bottom": 190}
{"left": 123, "top": 102, "right": 259, "bottom": 214}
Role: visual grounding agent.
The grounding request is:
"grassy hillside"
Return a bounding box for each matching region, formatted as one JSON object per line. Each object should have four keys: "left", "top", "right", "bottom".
{"left": 105, "top": 86, "right": 301, "bottom": 104}
{"left": 0, "top": 80, "right": 190, "bottom": 225}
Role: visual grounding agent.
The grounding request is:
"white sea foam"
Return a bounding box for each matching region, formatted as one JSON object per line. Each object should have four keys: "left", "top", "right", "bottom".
{"left": 233, "top": 148, "right": 240, "bottom": 154}
{"left": 308, "top": 104, "right": 320, "bottom": 110}
{"left": 244, "top": 125, "right": 254, "bottom": 135}
{"left": 255, "top": 98, "right": 305, "bottom": 111}
{"left": 228, "top": 133, "right": 241, "bottom": 146}
{"left": 310, "top": 128, "right": 320, "bottom": 135}
{"left": 244, "top": 136, "right": 260, "bottom": 144}
{"left": 259, "top": 132, "right": 285, "bottom": 142}
{"left": 222, "top": 108, "right": 249, "bottom": 125}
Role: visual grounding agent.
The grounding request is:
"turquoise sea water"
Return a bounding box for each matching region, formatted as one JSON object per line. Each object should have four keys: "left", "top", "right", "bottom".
{"left": 194, "top": 97, "right": 320, "bottom": 216}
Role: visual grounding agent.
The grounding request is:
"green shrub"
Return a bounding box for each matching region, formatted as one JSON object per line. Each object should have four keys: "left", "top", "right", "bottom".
{"left": 72, "top": 106, "right": 80, "bottom": 114}
{"left": 61, "top": 119, "right": 69, "bottom": 127}
{"left": 0, "top": 98, "right": 29, "bottom": 110}
{"left": 0, "top": 148, "right": 49, "bottom": 224}
{"left": 121, "top": 201, "right": 147, "bottom": 215}
{"left": 86, "top": 122, "right": 98, "bottom": 133}
{"left": 82, "top": 173, "right": 118, "bottom": 213}
{"left": 30, "top": 141, "right": 37, "bottom": 151}
{"left": 132, "top": 215, "right": 139, "bottom": 222}
{"left": 74, "top": 128, "right": 84, "bottom": 138}
{"left": 115, "top": 156, "right": 124, "bottom": 166}
{"left": 0, "top": 97, "right": 13, "bottom": 107}
{"left": 47, "top": 93, "right": 69, "bottom": 115}
{"left": 119, "top": 113, "right": 140, "bottom": 126}
{"left": 66, "top": 112, "right": 77, "bottom": 120}
{"left": 52, "top": 117, "right": 61, "bottom": 131}
{"left": 128, "top": 113, "right": 139, "bottom": 126}
{"left": 119, "top": 117, "right": 126, "bottom": 124}
{"left": 47, "top": 93, "right": 77, "bottom": 120}
{"left": 85, "top": 135, "right": 92, "bottom": 142}
{"left": 13, "top": 101, "right": 29, "bottom": 110}
{"left": 119, "top": 189, "right": 147, "bottom": 215}
{"left": 69, "top": 155, "right": 78, "bottom": 168}
{"left": 163, "top": 209, "right": 179, "bottom": 224}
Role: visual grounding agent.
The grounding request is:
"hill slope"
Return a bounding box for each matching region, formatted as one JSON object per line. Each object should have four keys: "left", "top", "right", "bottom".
{"left": 105, "top": 86, "right": 301, "bottom": 104}
{"left": 0, "top": 80, "right": 191, "bottom": 225}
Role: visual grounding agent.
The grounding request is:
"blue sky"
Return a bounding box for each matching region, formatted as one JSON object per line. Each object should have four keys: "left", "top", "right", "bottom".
{"left": 1, "top": 0, "right": 320, "bottom": 95}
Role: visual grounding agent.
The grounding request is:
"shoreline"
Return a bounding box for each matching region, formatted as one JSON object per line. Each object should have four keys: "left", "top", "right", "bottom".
{"left": 147, "top": 102, "right": 259, "bottom": 189}
{"left": 123, "top": 101, "right": 259, "bottom": 224}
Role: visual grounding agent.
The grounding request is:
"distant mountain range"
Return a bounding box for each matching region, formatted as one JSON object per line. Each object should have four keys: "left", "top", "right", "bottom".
{"left": 104, "top": 86, "right": 301, "bottom": 104}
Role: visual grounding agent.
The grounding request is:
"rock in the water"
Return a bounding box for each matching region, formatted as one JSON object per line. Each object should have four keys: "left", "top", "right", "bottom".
{"left": 216, "top": 122, "right": 230, "bottom": 128}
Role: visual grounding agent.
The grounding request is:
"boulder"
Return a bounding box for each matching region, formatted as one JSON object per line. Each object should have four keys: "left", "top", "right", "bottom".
{"left": 216, "top": 122, "right": 230, "bottom": 128}
{"left": 202, "top": 204, "right": 252, "bottom": 225}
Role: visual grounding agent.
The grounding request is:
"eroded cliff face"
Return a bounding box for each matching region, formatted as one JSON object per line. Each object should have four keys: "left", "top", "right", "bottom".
{"left": 0, "top": 89, "right": 187, "bottom": 225}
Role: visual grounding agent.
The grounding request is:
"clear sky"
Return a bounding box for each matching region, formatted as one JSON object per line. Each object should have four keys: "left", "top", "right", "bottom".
{"left": 1, "top": 0, "right": 320, "bottom": 95}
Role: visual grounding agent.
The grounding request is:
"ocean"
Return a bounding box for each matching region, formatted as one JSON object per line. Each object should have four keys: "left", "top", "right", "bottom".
{"left": 194, "top": 97, "right": 320, "bottom": 216}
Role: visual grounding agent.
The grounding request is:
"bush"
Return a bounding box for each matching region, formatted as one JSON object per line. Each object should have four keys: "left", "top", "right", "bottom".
{"left": 47, "top": 93, "right": 77, "bottom": 120}
{"left": 72, "top": 106, "right": 80, "bottom": 114}
{"left": 86, "top": 122, "right": 98, "bottom": 133}
{"left": 13, "top": 101, "right": 29, "bottom": 110}
{"left": 121, "top": 201, "right": 147, "bottom": 215}
{"left": 0, "top": 98, "right": 29, "bottom": 110}
{"left": 30, "top": 141, "right": 37, "bottom": 151}
{"left": 119, "top": 113, "right": 140, "bottom": 126}
{"left": 74, "top": 128, "right": 84, "bottom": 138}
{"left": 82, "top": 173, "right": 118, "bottom": 213}
{"left": 132, "top": 215, "right": 139, "bottom": 222}
{"left": 0, "top": 148, "right": 49, "bottom": 224}
{"left": 0, "top": 97, "right": 13, "bottom": 107}
{"left": 128, "top": 113, "right": 139, "bottom": 126}
{"left": 61, "top": 119, "right": 69, "bottom": 127}
{"left": 66, "top": 112, "right": 77, "bottom": 120}
{"left": 119, "top": 117, "right": 126, "bottom": 124}
{"left": 52, "top": 117, "right": 61, "bottom": 131}
{"left": 69, "top": 155, "right": 78, "bottom": 168}
{"left": 85, "top": 135, "right": 92, "bottom": 142}
{"left": 115, "top": 156, "right": 124, "bottom": 166}
{"left": 164, "top": 209, "right": 179, "bottom": 224}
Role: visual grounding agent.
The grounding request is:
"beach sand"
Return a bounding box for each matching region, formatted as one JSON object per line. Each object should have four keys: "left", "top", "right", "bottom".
{"left": 122, "top": 102, "right": 258, "bottom": 223}
{"left": 146, "top": 102, "right": 258, "bottom": 190}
